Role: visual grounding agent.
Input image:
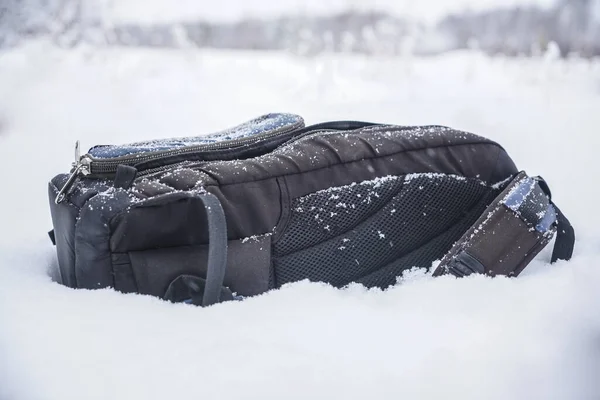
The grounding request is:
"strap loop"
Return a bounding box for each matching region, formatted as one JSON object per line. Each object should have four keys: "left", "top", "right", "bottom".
{"left": 534, "top": 177, "right": 575, "bottom": 263}
{"left": 550, "top": 204, "right": 575, "bottom": 263}
{"left": 194, "top": 192, "right": 228, "bottom": 307}
{"left": 113, "top": 165, "right": 138, "bottom": 190}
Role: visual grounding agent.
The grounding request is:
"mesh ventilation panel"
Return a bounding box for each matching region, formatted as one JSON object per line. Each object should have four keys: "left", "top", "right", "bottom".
{"left": 274, "top": 176, "right": 405, "bottom": 256}
{"left": 273, "top": 174, "right": 496, "bottom": 288}
{"left": 356, "top": 188, "right": 499, "bottom": 289}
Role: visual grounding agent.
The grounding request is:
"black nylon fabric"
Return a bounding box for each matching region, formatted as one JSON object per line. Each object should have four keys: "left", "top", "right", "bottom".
{"left": 194, "top": 126, "right": 514, "bottom": 188}
{"left": 48, "top": 121, "right": 522, "bottom": 299}
{"left": 120, "top": 125, "right": 516, "bottom": 242}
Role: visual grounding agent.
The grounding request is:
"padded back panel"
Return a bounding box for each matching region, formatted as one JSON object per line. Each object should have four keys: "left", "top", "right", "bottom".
{"left": 272, "top": 174, "right": 499, "bottom": 288}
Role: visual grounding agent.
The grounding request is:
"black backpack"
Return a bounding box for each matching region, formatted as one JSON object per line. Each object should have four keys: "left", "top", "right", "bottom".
{"left": 48, "top": 113, "right": 575, "bottom": 306}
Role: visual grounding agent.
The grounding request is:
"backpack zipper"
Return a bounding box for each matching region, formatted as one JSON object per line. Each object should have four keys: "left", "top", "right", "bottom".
{"left": 55, "top": 121, "right": 303, "bottom": 204}
{"left": 137, "top": 123, "right": 381, "bottom": 181}
{"left": 54, "top": 120, "right": 379, "bottom": 204}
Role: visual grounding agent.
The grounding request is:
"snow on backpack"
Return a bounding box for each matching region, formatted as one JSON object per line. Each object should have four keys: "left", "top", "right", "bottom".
{"left": 47, "top": 114, "right": 575, "bottom": 306}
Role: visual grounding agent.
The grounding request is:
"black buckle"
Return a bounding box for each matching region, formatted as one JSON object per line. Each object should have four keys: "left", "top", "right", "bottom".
{"left": 446, "top": 251, "right": 486, "bottom": 277}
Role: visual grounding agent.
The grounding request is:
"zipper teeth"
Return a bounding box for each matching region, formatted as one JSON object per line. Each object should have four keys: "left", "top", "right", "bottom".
{"left": 136, "top": 161, "right": 192, "bottom": 178}
{"left": 88, "top": 122, "right": 304, "bottom": 174}
{"left": 279, "top": 128, "right": 338, "bottom": 146}
{"left": 132, "top": 129, "right": 350, "bottom": 181}
{"left": 276, "top": 122, "right": 381, "bottom": 148}
{"left": 173, "top": 128, "right": 373, "bottom": 178}
{"left": 138, "top": 126, "right": 373, "bottom": 177}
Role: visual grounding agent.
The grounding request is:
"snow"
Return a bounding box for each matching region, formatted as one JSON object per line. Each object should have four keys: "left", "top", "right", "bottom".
{"left": 1, "top": 41, "right": 600, "bottom": 399}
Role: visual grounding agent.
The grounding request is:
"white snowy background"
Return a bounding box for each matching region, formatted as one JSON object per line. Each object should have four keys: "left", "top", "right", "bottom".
{"left": 1, "top": 1, "right": 600, "bottom": 399}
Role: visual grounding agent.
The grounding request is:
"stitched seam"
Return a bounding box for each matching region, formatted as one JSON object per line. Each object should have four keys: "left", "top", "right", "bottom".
{"left": 272, "top": 177, "right": 292, "bottom": 243}
{"left": 489, "top": 145, "right": 504, "bottom": 184}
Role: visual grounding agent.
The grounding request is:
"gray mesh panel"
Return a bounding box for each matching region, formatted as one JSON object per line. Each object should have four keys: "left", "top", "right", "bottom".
{"left": 356, "top": 188, "right": 498, "bottom": 288}
{"left": 274, "top": 176, "right": 405, "bottom": 256}
{"left": 272, "top": 174, "right": 497, "bottom": 288}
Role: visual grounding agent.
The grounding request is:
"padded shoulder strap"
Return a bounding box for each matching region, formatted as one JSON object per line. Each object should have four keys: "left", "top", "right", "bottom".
{"left": 433, "top": 172, "right": 575, "bottom": 278}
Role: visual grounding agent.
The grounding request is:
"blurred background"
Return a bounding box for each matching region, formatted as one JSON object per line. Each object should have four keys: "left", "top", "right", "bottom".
{"left": 1, "top": 0, "right": 599, "bottom": 58}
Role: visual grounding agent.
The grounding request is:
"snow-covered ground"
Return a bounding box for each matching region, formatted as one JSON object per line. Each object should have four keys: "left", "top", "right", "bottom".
{"left": 1, "top": 42, "right": 599, "bottom": 400}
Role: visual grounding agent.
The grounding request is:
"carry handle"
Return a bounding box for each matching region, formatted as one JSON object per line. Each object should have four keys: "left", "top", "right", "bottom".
{"left": 195, "top": 192, "right": 228, "bottom": 307}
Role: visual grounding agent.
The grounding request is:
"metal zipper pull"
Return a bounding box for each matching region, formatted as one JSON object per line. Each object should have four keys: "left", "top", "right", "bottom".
{"left": 55, "top": 141, "right": 91, "bottom": 204}
{"left": 74, "top": 139, "right": 81, "bottom": 163}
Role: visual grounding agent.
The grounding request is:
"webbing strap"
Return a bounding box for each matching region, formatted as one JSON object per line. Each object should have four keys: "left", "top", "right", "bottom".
{"left": 534, "top": 176, "right": 575, "bottom": 263}
{"left": 195, "top": 192, "right": 228, "bottom": 307}
{"left": 113, "top": 165, "right": 138, "bottom": 190}
{"left": 549, "top": 203, "right": 575, "bottom": 263}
